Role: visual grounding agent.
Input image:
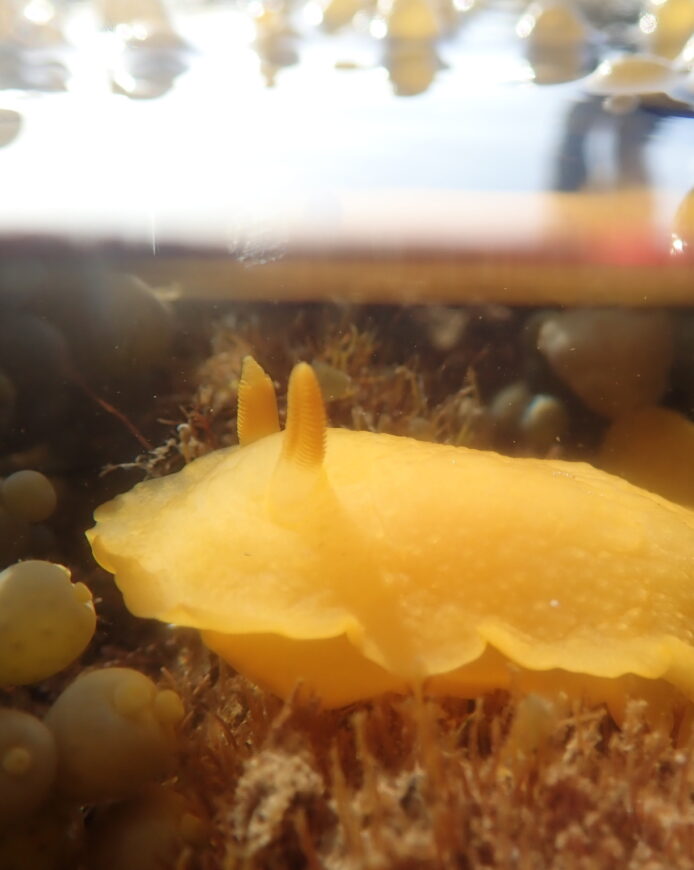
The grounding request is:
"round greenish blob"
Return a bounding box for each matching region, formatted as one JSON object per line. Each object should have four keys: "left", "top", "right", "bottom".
{"left": 45, "top": 668, "right": 183, "bottom": 804}
{"left": 2, "top": 471, "right": 57, "bottom": 525}
{"left": 85, "top": 785, "right": 204, "bottom": 870}
{"left": 520, "top": 394, "right": 569, "bottom": 453}
{"left": 489, "top": 381, "right": 532, "bottom": 437}
{"left": 0, "top": 561, "right": 96, "bottom": 686}
{"left": 0, "top": 708, "right": 57, "bottom": 824}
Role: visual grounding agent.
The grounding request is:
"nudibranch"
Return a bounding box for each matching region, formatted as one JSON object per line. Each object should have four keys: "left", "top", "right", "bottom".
{"left": 87, "top": 358, "right": 694, "bottom": 714}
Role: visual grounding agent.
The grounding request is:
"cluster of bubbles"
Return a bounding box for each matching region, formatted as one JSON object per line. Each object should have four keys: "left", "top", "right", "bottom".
{"left": 487, "top": 308, "right": 675, "bottom": 452}
{"left": 0, "top": 471, "right": 56, "bottom": 567}
{"left": 0, "top": 286, "right": 203, "bottom": 870}
{"left": 484, "top": 306, "right": 694, "bottom": 510}
{"left": 0, "top": 473, "right": 200, "bottom": 868}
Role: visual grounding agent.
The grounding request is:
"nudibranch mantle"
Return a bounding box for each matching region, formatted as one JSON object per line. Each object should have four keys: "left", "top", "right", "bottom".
{"left": 88, "top": 358, "right": 694, "bottom": 710}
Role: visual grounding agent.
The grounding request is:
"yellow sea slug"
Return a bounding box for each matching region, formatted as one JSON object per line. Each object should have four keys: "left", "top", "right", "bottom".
{"left": 87, "top": 358, "right": 694, "bottom": 713}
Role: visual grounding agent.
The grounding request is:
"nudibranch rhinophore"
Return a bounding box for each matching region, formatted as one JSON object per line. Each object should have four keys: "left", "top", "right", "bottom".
{"left": 88, "top": 358, "right": 694, "bottom": 714}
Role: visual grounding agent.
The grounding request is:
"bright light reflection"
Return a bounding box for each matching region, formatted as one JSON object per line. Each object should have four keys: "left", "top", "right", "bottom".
{"left": 454, "top": 51, "right": 535, "bottom": 84}
{"left": 111, "top": 68, "right": 138, "bottom": 93}
{"left": 639, "top": 13, "right": 657, "bottom": 35}
{"left": 671, "top": 234, "right": 686, "bottom": 253}
{"left": 302, "top": 1, "right": 324, "bottom": 27}
{"left": 681, "top": 36, "right": 694, "bottom": 66}
{"left": 369, "top": 17, "right": 387, "bottom": 38}
{"left": 515, "top": 12, "right": 534, "bottom": 40}
{"left": 22, "top": 0, "right": 55, "bottom": 26}
{"left": 114, "top": 22, "right": 154, "bottom": 41}
{"left": 230, "top": 11, "right": 257, "bottom": 45}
